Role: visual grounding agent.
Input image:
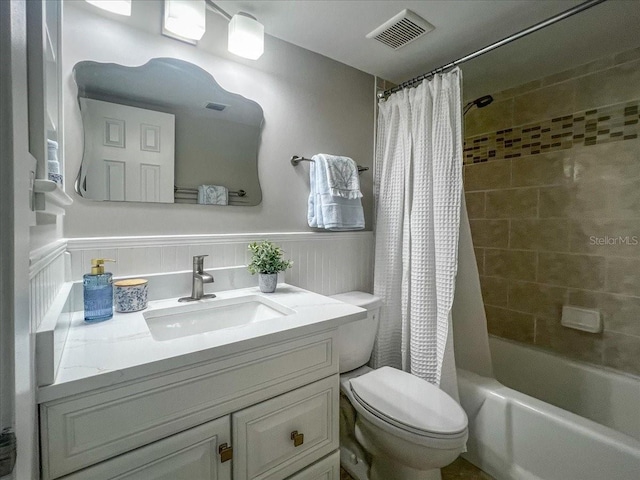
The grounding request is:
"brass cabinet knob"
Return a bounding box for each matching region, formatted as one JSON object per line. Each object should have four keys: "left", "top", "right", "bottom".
{"left": 218, "top": 443, "right": 233, "bottom": 462}
{"left": 290, "top": 430, "right": 304, "bottom": 447}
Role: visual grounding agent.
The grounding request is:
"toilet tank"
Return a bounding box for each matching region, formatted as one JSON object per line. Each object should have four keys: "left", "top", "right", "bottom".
{"left": 330, "top": 291, "right": 382, "bottom": 373}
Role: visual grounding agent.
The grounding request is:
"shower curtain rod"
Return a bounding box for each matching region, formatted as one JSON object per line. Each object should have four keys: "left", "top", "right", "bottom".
{"left": 378, "top": 0, "right": 607, "bottom": 99}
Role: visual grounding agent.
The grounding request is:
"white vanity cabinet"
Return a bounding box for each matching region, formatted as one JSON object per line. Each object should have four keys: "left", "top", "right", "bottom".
{"left": 39, "top": 330, "right": 341, "bottom": 480}
{"left": 27, "top": 0, "right": 73, "bottom": 220}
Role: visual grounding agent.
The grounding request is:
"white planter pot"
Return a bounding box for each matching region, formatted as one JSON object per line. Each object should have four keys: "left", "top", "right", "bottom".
{"left": 258, "top": 273, "right": 277, "bottom": 293}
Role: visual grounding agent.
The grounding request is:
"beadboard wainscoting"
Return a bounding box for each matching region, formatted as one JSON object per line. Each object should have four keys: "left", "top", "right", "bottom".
{"left": 30, "top": 240, "right": 68, "bottom": 331}
{"left": 66, "top": 232, "right": 375, "bottom": 296}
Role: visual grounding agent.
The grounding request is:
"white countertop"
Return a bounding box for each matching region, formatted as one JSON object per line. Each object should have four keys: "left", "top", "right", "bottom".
{"left": 38, "top": 284, "right": 365, "bottom": 403}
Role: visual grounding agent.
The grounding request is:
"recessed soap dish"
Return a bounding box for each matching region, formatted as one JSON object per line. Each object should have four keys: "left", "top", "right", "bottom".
{"left": 561, "top": 305, "right": 602, "bottom": 333}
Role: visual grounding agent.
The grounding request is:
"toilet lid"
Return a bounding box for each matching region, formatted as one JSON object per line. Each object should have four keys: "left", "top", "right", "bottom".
{"left": 349, "top": 366, "right": 467, "bottom": 437}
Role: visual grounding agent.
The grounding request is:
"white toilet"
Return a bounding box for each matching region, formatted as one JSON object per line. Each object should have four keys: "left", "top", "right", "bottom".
{"left": 332, "top": 291, "right": 468, "bottom": 480}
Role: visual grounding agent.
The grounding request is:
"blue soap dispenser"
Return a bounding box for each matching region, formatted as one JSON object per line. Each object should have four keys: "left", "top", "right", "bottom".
{"left": 84, "top": 258, "right": 115, "bottom": 323}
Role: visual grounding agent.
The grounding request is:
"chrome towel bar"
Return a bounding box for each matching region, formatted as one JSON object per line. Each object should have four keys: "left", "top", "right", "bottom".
{"left": 290, "top": 155, "right": 369, "bottom": 173}
{"left": 174, "top": 186, "right": 246, "bottom": 197}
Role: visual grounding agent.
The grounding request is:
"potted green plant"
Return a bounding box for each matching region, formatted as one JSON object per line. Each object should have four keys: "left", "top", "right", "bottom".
{"left": 247, "top": 240, "right": 293, "bottom": 293}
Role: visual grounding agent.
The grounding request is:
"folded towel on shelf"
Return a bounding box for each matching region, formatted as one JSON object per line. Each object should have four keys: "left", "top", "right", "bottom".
{"left": 316, "top": 153, "right": 363, "bottom": 199}
{"left": 197, "top": 185, "right": 228, "bottom": 205}
{"left": 308, "top": 154, "right": 364, "bottom": 231}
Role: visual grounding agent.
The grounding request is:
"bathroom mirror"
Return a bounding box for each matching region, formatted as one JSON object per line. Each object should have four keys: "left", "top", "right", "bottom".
{"left": 73, "top": 57, "right": 263, "bottom": 206}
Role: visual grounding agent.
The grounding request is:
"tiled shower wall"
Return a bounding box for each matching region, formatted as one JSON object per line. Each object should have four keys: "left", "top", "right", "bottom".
{"left": 464, "top": 47, "right": 640, "bottom": 376}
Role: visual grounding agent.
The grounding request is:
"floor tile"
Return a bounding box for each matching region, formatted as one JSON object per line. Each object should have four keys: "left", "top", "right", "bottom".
{"left": 340, "top": 457, "right": 494, "bottom": 480}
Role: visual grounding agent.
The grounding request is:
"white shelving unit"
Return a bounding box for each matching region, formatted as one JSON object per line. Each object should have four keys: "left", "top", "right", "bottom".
{"left": 27, "top": 0, "right": 71, "bottom": 224}
{"left": 33, "top": 180, "right": 73, "bottom": 221}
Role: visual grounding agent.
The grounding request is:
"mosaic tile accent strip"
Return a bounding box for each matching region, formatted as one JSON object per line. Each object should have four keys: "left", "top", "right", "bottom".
{"left": 464, "top": 100, "right": 640, "bottom": 164}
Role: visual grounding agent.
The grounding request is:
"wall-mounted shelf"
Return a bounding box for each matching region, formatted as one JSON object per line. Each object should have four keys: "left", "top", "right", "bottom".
{"left": 28, "top": 0, "right": 64, "bottom": 204}
{"left": 34, "top": 179, "right": 73, "bottom": 222}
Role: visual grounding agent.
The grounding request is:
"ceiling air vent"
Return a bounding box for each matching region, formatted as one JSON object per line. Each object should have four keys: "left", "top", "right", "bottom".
{"left": 205, "top": 102, "right": 227, "bottom": 111}
{"left": 366, "top": 9, "right": 434, "bottom": 50}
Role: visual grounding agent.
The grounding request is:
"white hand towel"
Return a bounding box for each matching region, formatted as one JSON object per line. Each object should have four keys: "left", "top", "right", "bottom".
{"left": 316, "top": 153, "right": 362, "bottom": 199}
{"left": 197, "top": 185, "right": 228, "bottom": 205}
{"left": 308, "top": 155, "right": 364, "bottom": 231}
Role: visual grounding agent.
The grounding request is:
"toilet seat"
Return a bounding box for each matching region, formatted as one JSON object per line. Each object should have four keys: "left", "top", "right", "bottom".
{"left": 349, "top": 366, "right": 468, "bottom": 445}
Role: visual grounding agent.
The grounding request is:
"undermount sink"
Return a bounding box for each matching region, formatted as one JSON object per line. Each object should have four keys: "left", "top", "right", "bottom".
{"left": 144, "top": 295, "right": 296, "bottom": 341}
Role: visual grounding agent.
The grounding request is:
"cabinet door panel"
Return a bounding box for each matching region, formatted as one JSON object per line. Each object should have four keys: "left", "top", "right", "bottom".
{"left": 64, "top": 416, "right": 230, "bottom": 480}
{"left": 285, "top": 451, "right": 340, "bottom": 480}
{"left": 233, "top": 376, "right": 339, "bottom": 480}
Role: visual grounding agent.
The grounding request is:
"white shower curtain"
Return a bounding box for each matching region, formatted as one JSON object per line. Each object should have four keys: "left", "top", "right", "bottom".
{"left": 372, "top": 69, "right": 463, "bottom": 397}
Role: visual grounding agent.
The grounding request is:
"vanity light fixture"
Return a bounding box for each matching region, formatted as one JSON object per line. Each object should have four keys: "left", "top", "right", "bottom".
{"left": 228, "top": 12, "right": 264, "bottom": 60}
{"left": 161, "top": 0, "right": 265, "bottom": 59}
{"left": 163, "top": 0, "right": 207, "bottom": 43}
{"left": 206, "top": 1, "right": 264, "bottom": 60}
{"left": 85, "top": 0, "right": 132, "bottom": 16}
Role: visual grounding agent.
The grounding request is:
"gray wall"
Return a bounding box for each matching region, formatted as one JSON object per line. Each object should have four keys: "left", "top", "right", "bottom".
{"left": 63, "top": 2, "right": 375, "bottom": 237}
{"left": 173, "top": 115, "right": 261, "bottom": 205}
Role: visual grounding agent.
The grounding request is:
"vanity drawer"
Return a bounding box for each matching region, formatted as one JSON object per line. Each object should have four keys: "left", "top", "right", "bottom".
{"left": 41, "top": 331, "right": 337, "bottom": 480}
{"left": 285, "top": 451, "right": 340, "bottom": 480}
{"left": 233, "top": 376, "right": 339, "bottom": 480}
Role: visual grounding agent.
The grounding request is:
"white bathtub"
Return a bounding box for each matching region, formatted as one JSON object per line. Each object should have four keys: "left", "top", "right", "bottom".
{"left": 489, "top": 336, "right": 640, "bottom": 442}
{"left": 458, "top": 368, "right": 640, "bottom": 480}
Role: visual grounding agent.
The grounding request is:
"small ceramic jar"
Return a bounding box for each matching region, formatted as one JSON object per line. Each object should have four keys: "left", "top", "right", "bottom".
{"left": 114, "top": 278, "right": 148, "bottom": 313}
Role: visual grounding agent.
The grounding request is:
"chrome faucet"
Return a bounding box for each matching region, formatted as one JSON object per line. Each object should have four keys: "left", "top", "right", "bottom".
{"left": 179, "top": 255, "right": 216, "bottom": 302}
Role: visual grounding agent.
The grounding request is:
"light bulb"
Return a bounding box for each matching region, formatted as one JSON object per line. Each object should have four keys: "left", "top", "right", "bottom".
{"left": 163, "top": 0, "right": 206, "bottom": 41}
{"left": 228, "top": 13, "right": 264, "bottom": 60}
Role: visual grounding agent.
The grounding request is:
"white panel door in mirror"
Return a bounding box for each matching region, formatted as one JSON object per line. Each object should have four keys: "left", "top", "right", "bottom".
{"left": 141, "top": 124, "right": 161, "bottom": 152}
{"left": 79, "top": 98, "right": 175, "bottom": 203}
{"left": 104, "top": 119, "right": 125, "bottom": 148}
{"left": 104, "top": 160, "right": 125, "bottom": 201}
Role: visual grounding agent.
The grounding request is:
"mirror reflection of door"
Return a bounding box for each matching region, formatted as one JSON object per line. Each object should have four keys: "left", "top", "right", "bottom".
{"left": 79, "top": 98, "right": 175, "bottom": 202}
{"left": 73, "top": 59, "right": 264, "bottom": 206}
